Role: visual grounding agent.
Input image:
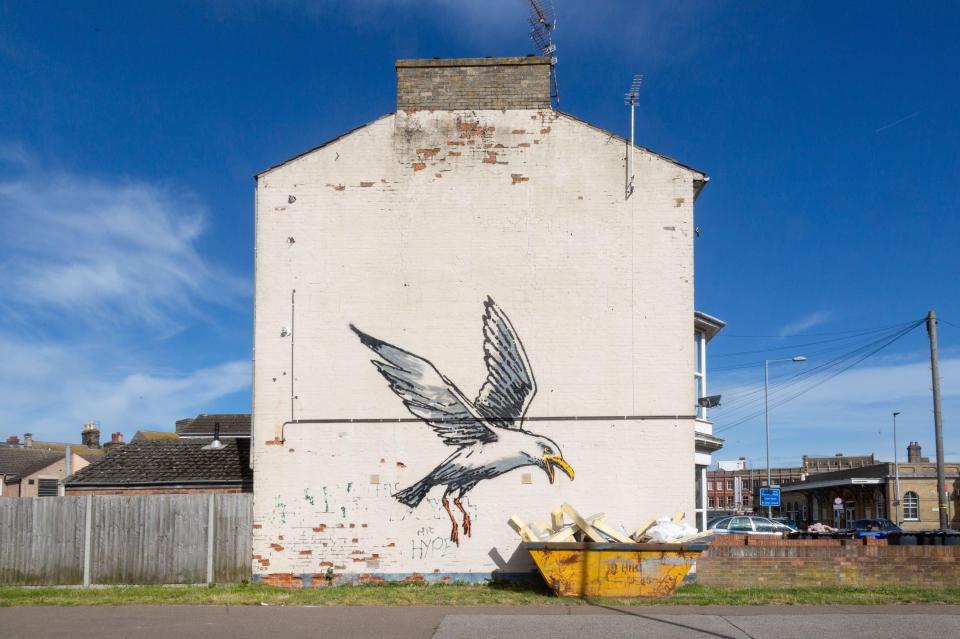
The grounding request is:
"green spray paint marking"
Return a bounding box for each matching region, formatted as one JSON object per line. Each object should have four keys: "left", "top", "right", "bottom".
{"left": 274, "top": 496, "right": 287, "bottom": 525}
{"left": 346, "top": 482, "right": 353, "bottom": 493}
{"left": 304, "top": 488, "right": 315, "bottom": 506}
{"left": 340, "top": 506, "right": 346, "bottom": 518}
{"left": 322, "top": 486, "right": 329, "bottom": 513}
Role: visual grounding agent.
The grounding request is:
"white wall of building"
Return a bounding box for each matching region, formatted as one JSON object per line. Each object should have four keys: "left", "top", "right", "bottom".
{"left": 252, "top": 108, "right": 704, "bottom": 584}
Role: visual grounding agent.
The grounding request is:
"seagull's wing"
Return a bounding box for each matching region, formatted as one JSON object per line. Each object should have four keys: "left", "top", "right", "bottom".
{"left": 474, "top": 297, "right": 537, "bottom": 429}
{"left": 351, "top": 325, "right": 498, "bottom": 447}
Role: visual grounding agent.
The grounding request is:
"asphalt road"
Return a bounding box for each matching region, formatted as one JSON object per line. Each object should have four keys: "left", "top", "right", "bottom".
{"left": 2, "top": 604, "right": 960, "bottom": 639}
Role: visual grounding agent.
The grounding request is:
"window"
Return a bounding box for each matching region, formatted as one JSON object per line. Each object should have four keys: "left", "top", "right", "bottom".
{"left": 903, "top": 491, "right": 919, "bottom": 521}
{"left": 694, "top": 332, "right": 706, "bottom": 419}
{"left": 729, "top": 517, "right": 753, "bottom": 532}
{"left": 726, "top": 479, "right": 734, "bottom": 490}
{"left": 812, "top": 496, "right": 820, "bottom": 521}
{"left": 743, "top": 479, "right": 752, "bottom": 490}
{"left": 707, "top": 497, "right": 714, "bottom": 509}
{"left": 37, "top": 478, "right": 58, "bottom": 497}
{"left": 707, "top": 481, "right": 713, "bottom": 491}
{"left": 726, "top": 495, "right": 734, "bottom": 508}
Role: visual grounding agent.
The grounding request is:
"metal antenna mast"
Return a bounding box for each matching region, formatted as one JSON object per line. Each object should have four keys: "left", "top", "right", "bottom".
{"left": 527, "top": 0, "right": 559, "bottom": 104}
{"left": 624, "top": 74, "right": 643, "bottom": 199}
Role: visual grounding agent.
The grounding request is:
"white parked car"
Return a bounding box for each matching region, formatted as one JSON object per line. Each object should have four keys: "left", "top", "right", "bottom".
{"left": 707, "top": 515, "right": 797, "bottom": 535}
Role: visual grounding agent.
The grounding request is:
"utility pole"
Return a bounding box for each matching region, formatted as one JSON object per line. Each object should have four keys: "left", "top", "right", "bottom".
{"left": 892, "top": 411, "right": 901, "bottom": 525}
{"left": 926, "top": 310, "right": 949, "bottom": 529}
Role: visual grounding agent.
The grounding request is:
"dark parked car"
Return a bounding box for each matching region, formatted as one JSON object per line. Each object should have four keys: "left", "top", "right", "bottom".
{"left": 849, "top": 518, "right": 902, "bottom": 538}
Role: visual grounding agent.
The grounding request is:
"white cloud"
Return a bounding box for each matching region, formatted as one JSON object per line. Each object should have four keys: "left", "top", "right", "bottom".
{"left": 0, "top": 158, "right": 250, "bottom": 443}
{"left": 778, "top": 310, "right": 832, "bottom": 337}
{"left": 0, "top": 170, "right": 246, "bottom": 330}
{"left": 0, "top": 334, "right": 249, "bottom": 441}
{"left": 711, "top": 355, "right": 960, "bottom": 464}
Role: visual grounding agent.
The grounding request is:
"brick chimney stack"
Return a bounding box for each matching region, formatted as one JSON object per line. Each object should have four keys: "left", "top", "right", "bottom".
{"left": 23, "top": 433, "right": 33, "bottom": 447}
{"left": 81, "top": 422, "right": 101, "bottom": 449}
{"left": 907, "top": 441, "right": 929, "bottom": 463}
{"left": 395, "top": 56, "right": 552, "bottom": 111}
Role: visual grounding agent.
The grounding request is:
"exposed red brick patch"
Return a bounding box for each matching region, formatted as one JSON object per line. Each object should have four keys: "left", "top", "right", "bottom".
{"left": 278, "top": 536, "right": 284, "bottom": 541}
{"left": 483, "top": 143, "right": 493, "bottom": 149}
{"left": 325, "top": 183, "right": 345, "bottom": 192}
{"left": 270, "top": 543, "right": 284, "bottom": 552}
{"left": 540, "top": 126, "right": 551, "bottom": 134}
{"left": 482, "top": 151, "right": 498, "bottom": 164}
{"left": 494, "top": 143, "right": 506, "bottom": 148}
{"left": 387, "top": 542, "right": 396, "bottom": 547}
{"left": 299, "top": 549, "right": 312, "bottom": 555}
{"left": 361, "top": 524, "right": 368, "bottom": 528}
{"left": 396, "top": 461, "right": 407, "bottom": 468}
{"left": 265, "top": 438, "right": 283, "bottom": 446}
{"left": 434, "top": 174, "right": 442, "bottom": 179}
{"left": 258, "top": 558, "right": 270, "bottom": 567}
{"left": 403, "top": 573, "right": 427, "bottom": 584}
{"left": 349, "top": 523, "right": 356, "bottom": 528}
{"left": 511, "top": 174, "right": 530, "bottom": 185}
{"left": 578, "top": 196, "right": 583, "bottom": 200}
{"left": 252, "top": 524, "right": 262, "bottom": 529}
{"left": 312, "top": 524, "right": 326, "bottom": 532}
{"left": 358, "top": 573, "right": 386, "bottom": 584}
{"left": 261, "top": 573, "right": 298, "bottom": 588}
{"left": 517, "top": 143, "right": 530, "bottom": 148}
{"left": 511, "top": 129, "right": 526, "bottom": 134}
{"left": 320, "top": 561, "right": 333, "bottom": 567}
{"left": 412, "top": 162, "right": 426, "bottom": 172}
{"left": 352, "top": 538, "right": 359, "bottom": 543}
{"left": 351, "top": 550, "right": 364, "bottom": 555}
{"left": 403, "top": 109, "right": 417, "bottom": 115}
{"left": 360, "top": 181, "right": 374, "bottom": 187}
{"left": 287, "top": 448, "right": 295, "bottom": 452}
{"left": 533, "top": 140, "right": 540, "bottom": 144}
{"left": 447, "top": 141, "right": 465, "bottom": 146}
{"left": 416, "top": 148, "right": 440, "bottom": 158}
{"left": 448, "top": 151, "right": 461, "bottom": 157}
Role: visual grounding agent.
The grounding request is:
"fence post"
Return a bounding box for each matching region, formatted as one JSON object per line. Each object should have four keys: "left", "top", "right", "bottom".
{"left": 206, "top": 492, "right": 215, "bottom": 584}
{"left": 82, "top": 493, "right": 92, "bottom": 588}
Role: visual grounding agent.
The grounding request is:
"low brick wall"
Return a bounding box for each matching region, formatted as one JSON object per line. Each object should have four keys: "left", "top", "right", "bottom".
{"left": 696, "top": 535, "right": 960, "bottom": 588}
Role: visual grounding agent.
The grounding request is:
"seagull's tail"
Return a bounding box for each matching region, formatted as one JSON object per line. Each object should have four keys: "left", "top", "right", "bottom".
{"left": 394, "top": 479, "right": 432, "bottom": 508}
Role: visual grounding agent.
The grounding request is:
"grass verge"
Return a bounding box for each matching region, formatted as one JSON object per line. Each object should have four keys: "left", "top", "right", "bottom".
{"left": 1, "top": 582, "right": 959, "bottom": 607}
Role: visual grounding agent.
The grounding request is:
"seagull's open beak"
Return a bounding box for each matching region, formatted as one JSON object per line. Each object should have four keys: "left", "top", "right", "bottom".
{"left": 543, "top": 455, "right": 574, "bottom": 484}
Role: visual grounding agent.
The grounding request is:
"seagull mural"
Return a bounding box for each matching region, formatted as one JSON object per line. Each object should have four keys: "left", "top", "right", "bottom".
{"left": 350, "top": 297, "right": 574, "bottom": 545}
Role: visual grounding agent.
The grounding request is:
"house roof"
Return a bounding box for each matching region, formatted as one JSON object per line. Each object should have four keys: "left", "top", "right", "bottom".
{"left": 0, "top": 447, "right": 64, "bottom": 480}
{"left": 64, "top": 438, "right": 252, "bottom": 487}
{"left": 26, "top": 441, "right": 105, "bottom": 462}
{"left": 132, "top": 430, "right": 180, "bottom": 442}
{"left": 176, "top": 414, "right": 251, "bottom": 438}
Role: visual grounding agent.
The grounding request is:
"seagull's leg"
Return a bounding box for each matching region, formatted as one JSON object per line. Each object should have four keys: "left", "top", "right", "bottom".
{"left": 454, "top": 492, "right": 471, "bottom": 538}
{"left": 442, "top": 494, "right": 460, "bottom": 546}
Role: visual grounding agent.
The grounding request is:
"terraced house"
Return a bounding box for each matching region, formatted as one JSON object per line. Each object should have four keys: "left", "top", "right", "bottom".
{"left": 251, "top": 56, "right": 723, "bottom": 587}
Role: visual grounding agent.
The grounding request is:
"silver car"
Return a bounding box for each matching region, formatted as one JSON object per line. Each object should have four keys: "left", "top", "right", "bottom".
{"left": 707, "top": 515, "right": 797, "bottom": 535}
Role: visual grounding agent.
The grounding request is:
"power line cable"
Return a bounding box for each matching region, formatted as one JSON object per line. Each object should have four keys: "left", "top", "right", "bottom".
{"left": 714, "top": 319, "right": 924, "bottom": 434}
{"left": 711, "top": 319, "right": 925, "bottom": 413}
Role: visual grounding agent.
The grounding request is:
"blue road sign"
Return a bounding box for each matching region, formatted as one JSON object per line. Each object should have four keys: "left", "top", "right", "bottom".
{"left": 759, "top": 487, "right": 781, "bottom": 507}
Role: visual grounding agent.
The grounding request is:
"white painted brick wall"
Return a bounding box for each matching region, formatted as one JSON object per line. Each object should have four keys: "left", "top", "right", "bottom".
{"left": 252, "top": 109, "right": 703, "bottom": 583}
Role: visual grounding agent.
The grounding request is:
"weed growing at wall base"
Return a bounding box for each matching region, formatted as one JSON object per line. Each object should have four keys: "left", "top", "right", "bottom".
{"left": 2, "top": 583, "right": 960, "bottom": 607}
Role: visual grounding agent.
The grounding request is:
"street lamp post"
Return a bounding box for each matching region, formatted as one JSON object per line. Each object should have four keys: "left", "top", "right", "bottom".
{"left": 764, "top": 356, "right": 807, "bottom": 518}
{"left": 892, "top": 411, "right": 901, "bottom": 525}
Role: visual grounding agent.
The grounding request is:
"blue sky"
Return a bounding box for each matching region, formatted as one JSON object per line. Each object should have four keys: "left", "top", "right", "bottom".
{"left": 1, "top": 1, "right": 957, "bottom": 467}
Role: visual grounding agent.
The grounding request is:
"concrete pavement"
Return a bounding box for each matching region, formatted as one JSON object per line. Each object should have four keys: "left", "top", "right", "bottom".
{"left": 2, "top": 604, "right": 959, "bottom": 638}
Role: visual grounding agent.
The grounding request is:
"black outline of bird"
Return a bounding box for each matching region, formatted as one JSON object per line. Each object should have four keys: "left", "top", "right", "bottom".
{"left": 350, "top": 296, "right": 574, "bottom": 545}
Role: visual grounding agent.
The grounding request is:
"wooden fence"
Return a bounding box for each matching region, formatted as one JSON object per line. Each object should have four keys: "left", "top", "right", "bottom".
{"left": 0, "top": 493, "right": 253, "bottom": 586}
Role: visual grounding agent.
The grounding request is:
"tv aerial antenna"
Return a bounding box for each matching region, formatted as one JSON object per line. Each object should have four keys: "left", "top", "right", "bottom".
{"left": 624, "top": 74, "right": 643, "bottom": 199}
{"left": 527, "top": 0, "right": 559, "bottom": 104}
